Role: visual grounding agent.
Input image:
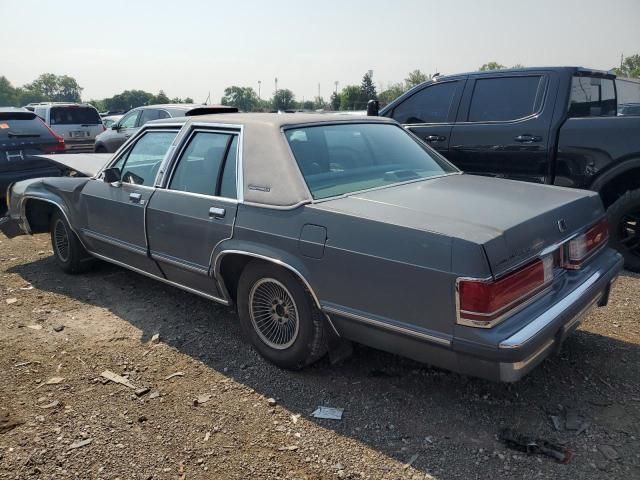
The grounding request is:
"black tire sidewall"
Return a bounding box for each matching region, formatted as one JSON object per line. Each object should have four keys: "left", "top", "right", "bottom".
{"left": 50, "top": 210, "right": 85, "bottom": 273}
{"left": 237, "top": 262, "right": 318, "bottom": 369}
{"left": 607, "top": 189, "right": 640, "bottom": 272}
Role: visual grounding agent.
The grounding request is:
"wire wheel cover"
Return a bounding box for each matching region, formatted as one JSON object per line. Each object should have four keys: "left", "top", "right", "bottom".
{"left": 249, "top": 278, "right": 300, "bottom": 349}
{"left": 53, "top": 219, "right": 70, "bottom": 262}
{"left": 620, "top": 212, "right": 640, "bottom": 257}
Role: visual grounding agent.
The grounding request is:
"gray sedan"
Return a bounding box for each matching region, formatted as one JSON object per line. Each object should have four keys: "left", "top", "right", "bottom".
{"left": 0, "top": 113, "right": 622, "bottom": 381}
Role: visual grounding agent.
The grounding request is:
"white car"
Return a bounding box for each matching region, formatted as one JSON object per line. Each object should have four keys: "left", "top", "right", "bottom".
{"left": 30, "top": 103, "right": 105, "bottom": 153}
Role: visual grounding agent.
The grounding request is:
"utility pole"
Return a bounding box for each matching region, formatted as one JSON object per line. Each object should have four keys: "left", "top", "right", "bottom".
{"left": 318, "top": 83, "right": 321, "bottom": 101}
{"left": 258, "top": 80, "right": 261, "bottom": 100}
{"left": 274, "top": 77, "right": 278, "bottom": 95}
{"left": 334, "top": 81, "right": 338, "bottom": 95}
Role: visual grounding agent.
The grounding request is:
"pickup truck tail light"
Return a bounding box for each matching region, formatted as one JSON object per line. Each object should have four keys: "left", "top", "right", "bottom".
{"left": 457, "top": 255, "right": 553, "bottom": 328}
{"left": 564, "top": 217, "right": 609, "bottom": 269}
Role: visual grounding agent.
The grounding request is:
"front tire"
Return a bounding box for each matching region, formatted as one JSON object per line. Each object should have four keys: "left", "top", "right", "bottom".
{"left": 50, "top": 210, "right": 92, "bottom": 274}
{"left": 607, "top": 188, "right": 640, "bottom": 272}
{"left": 237, "top": 261, "right": 326, "bottom": 369}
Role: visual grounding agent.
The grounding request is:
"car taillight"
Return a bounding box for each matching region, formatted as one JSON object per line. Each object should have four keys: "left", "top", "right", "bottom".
{"left": 564, "top": 217, "right": 609, "bottom": 269}
{"left": 457, "top": 255, "right": 554, "bottom": 328}
{"left": 39, "top": 119, "right": 66, "bottom": 153}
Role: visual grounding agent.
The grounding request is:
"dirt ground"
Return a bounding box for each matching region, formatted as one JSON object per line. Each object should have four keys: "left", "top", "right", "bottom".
{"left": 0, "top": 233, "right": 639, "bottom": 480}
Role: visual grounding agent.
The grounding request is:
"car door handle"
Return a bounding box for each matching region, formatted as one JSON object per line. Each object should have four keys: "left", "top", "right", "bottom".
{"left": 209, "top": 207, "right": 226, "bottom": 218}
{"left": 425, "top": 135, "right": 446, "bottom": 142}
{"left": 514, "top": 134, "right": 542, "bottom": 143}
{"left": 129, "top": 192, "right": 142, "bottom": 203}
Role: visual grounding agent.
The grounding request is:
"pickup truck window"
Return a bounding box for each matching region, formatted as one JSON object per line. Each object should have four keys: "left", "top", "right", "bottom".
{"left": 568, "top": 76, "right": 616, "bottom": 117}
{"left": 468, "top": 76, "right": 543, "bottom": 122}
{"left": 286, "top": 123, "right": 456, "bottom": 200}
{"left": 391, "top": 81, "right": 459, "bottom": 124}
{"left": 616, "top": 79, "right": 640, "bottom": 116}
{"left": 169, "top": 131, "right": 237, "bottom": 197}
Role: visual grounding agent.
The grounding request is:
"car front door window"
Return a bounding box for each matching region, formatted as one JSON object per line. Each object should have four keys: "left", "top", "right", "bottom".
{"left": 114, "top": 131, "right": 177, "bottom": 186}
{"left": 119, "top": 111, "right": 139, "bottom": 129}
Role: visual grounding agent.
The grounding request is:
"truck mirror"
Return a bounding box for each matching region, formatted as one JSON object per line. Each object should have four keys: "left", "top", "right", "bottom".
{"left": 367, "top": 99, "right": 379, "bottom": 116}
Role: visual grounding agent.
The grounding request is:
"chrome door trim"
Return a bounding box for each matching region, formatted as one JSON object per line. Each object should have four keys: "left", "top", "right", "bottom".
{"left": 323, "top": 305, "right": 452, "bottom": 346}
{"left": 87, "top": 250, "right": 229, "bottom": 306}
{"left": 150, "top": 250, "right": 209, "bottom": 275}
{"left": 81, "top": 228, "right": 148, "bottom": 256}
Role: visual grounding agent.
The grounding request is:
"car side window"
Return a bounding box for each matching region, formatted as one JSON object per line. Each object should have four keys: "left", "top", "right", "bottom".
{"left": 568, "top": 76, "right": 617, "bottom": 117}
{"left": 392, "top": 81, "right": 460, "bottom": 124}
{"left": 112, "top": 130, "right": 178, "bottom": 186}
{"left": 169, "top": 131, "right": 238, "bottom": 198}
{"left": 119, "top": 111, "right": 140, "bottom": 129}
{"left": 138, "top": 109, "right": 169, "bottom": 126}
{"left": 468, "top": 76, "right": 543, "bottom": 122}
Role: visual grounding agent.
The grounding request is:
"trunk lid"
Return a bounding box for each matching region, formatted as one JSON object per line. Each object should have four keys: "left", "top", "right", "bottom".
{"left": 316, "top": 174, "right": 604, "bottom": 277}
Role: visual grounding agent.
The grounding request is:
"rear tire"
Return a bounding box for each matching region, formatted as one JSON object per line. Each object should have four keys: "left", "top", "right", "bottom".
{"left": 237, "top": 261, "right": 326, "bottom": 369}
{"left": 94, "top": 145, "right": 108, "bottom": 153}
{"left": 50, "top": 210, "right": 92, "bottom": 274}
{"left": 607, "top": 188, "right": 640, "bottom": 272}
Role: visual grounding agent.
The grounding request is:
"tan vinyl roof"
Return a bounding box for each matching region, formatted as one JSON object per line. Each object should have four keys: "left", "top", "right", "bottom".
{"left": 182, "top": 113, "right": 398, "bottom": 207}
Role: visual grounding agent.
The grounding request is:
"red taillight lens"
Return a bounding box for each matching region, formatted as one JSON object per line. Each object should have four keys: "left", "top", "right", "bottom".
{"left": 39, "top": 119, "right": 66, "bottom": 153}
{"left": 565, "top": 217, "right": 609, "bottom": 269}
{"left": 458, "top": 255, "right": 553, "bottom": 327}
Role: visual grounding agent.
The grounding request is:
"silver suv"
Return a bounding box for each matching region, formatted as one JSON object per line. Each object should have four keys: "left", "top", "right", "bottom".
{"left": 30, "top": 103, "right": 104, "bottom": 153}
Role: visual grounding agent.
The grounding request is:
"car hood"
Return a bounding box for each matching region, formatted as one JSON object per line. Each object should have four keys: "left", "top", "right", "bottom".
{"left": 33, "top": 153, "right": 112, "bottom": 177}
{"left": 314, "top": 174, "right": 604, "bottom": 276}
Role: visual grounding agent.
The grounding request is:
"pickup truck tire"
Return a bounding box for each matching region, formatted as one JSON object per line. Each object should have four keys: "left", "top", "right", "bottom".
{"left": 237, "top": 261, "right": 326, "bottom": 369}
{"left": 607, "top": 189, "right": 640, "bottom": 272}
{"left": 50, "top": 210, "right": 92, "bottom": 274}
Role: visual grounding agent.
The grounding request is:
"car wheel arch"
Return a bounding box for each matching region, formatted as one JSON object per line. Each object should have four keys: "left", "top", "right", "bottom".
{"left": 22, "top": 197, "right": 69, "bottom": 235}
{"left": 590, "top": 157, "right": 640, "bottom": 207}
{"left": 213, "top": 249, "right": 321, "bottom": 310}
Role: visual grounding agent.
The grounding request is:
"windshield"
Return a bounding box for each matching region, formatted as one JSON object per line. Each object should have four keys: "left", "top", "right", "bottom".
{"left": 50, "top": 106, "right": 102, "bottom": 125}
{"left": 285, "top": 123, "right": 457, "bottom": 199}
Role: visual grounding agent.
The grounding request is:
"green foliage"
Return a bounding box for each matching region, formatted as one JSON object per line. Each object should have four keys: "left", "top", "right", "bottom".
{"left": 23, "top": 73, "right": 83, "bottom": 102}
{"left": 512, "top": 64, "right": 525, "bottom": 69}
{"left": 339, "top": 85, "right": 364, "bottom": 110}
{"left": 479, "top": 62, "right": 506, "bottom": 71}
{"left": 379, "top": 82, "right": 406, "bottom": 105}
{"left": 361, "top": 71, "right": 377, "bottom": 100}
{"left": 221, "top": 86, "right": 259, "bottom": 112}
{"left": 313, "top": 96, "right": 326, "bottom": 110}
{"left": 0, "top": 76, "right": 18, "bottom": 106}
{"left": 330, "top": 91, "right": 340, "bottom": 111}
{"left": 300, "top": 100, "right": 315, "bottom": 110}
{"left": 272, "top": 89, "right": 295, "bottom": 111}
{"left": 153, "top": 90, "right": 170, "bottom": 104}
{"left": 614, "top": 54, "right": 640, "bottom": 78}
{"left": 404, "top": 69, "right": 429, "bottom": 89}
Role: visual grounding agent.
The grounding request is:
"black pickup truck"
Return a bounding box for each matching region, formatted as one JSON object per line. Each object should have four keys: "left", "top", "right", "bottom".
{"left": 380, "top": 67, "right": 640, "bottom": 271}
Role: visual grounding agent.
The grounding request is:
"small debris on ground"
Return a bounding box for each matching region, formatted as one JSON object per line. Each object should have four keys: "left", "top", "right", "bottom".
{"left": 148, "top": 391, "right": 160, "bottom": 399}
{"left": 100, "top": 370, "right": 137, "bottom": 389}
{"left": 53, "top": 325, "right": 65, "bottom": 332}
{"left": 42, "top": 377, "right": 65, "bottom": 386}
{"left": 38, "top": 400, "right": 60, "bottom": 409}
{"left": 135, "top": 387, "right": 151, "bottom": 397}
{"left": 278, "top": 445, "right": 299, "bottom": 451}
{"left": 150, "top": 333, "right": 160, "bottom": 343}
{"left": 5, "top": 297, "right": 18, "bottom": 305}
{"left": 26, "top": 324, "right": 43, "bottom": 330}
{"left": 267, "top": 397, "right": 277, "bottom": 406}
{"left": 550, "top": 415, "right": 563, "bottom": 431}
{"left": 164, "top": 372, "right": 184, "bottom": 380}
{"left": 0, "top": 413, "right": 24, "bottom": 434}
{"left": 403, "top": 453, "right": 419, "bottom": 469}
{"left": 311, "top": 406, "right": 344, "bottom": 420}
{"left": 68, "top": 438, "right": 92, "bottom": 451}
{"left": 194, "top": 394, "right": 212, "bottom": 406}
{"left": 499, "top": 428, "right": 572, "bottom": 464}
{"left": 597, "top": 445, "right": 620, "bottom": 461}
{"left": 291, "top": 414, "right": 301, "bottom": 424}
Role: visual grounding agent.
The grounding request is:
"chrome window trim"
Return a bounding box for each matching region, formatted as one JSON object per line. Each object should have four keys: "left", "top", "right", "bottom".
{"left": 81, "top": 228, "right": 148, "bottom": 256}
{"left": 157, "top": 189, "right": 239, "bottom": 204}
{"left": 161, "top": 124, "right": 243, "bottom": 202}
{"left": 323, "top": 305, "right": 451, "bottom": 346}
{"left": 150, "top": 250, "right": 209, "bottom": 275}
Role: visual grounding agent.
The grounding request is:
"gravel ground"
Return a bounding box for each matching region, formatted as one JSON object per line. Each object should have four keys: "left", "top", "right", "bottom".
{"left": 1, "top": 233, "right": 639, "bottom": 480}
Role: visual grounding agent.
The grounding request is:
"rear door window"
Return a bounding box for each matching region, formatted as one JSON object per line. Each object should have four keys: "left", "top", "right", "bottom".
{"left": 568, "top": 76, "right": 617, "bottom": 117}
{"left": 169, "top": 131, "right": 238, "bottom": 197}
{"left": 49, "top": 106, "right": 102, "bottom": 125}
{"left": 138, "top": 109, "right": 170, "bottom": 126}
{"left": 392, "top": 81, "right": 460, "bottom": 124}
{"left": 468, "top": 76, "right": 544, "bottom": 122}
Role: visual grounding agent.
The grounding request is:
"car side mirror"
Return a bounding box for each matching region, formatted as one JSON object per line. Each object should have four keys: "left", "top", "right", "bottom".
{"left": 111, "top": 124, "right": 120, "bottom": 130}
{"left": 367, "top": 99, "right": 379, "bottom": 116}
{"left": 103, "top": 167, "right": 121, "bottom": 183}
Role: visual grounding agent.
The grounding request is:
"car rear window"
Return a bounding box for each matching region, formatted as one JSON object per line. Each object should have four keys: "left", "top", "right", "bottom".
{"left": 0, "top": 116, "right": 52, "bottom": 141}
{"left": 285, "top": 123, "right": 457, "bottom": 200}
{"left": 50, "top": 106, "right": 102, "bottom": 125}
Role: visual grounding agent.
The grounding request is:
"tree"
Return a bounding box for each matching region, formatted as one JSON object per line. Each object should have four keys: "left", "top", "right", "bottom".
{"left": 272, "top": 89, "right": 295, "bottom": 111}
{"left": 152, "top": 90, "right": 170, "bottom": 104}
{"left": 23, "top": 73, "right": 83, "bottom": 102}
{"left": 221, "top": 86, "right": 259, "bottom": 112}
{"left": 614, "top": 54, "right": 640, "bottom": 78}
{"left": 0, "top": 76, "right": 18, "bottom": 106}
{"left": 379, "top": 82, "right": 406, "bottom": 105}
{"left": 102, "top": 90, "right": 154, "bottom": 111}
{"left": 313, "top": 96, "right": 326, "bottom": 110}
{"left": 360, "top": 71, "right": 377, "bottom": 101}
{"left": 330, "top": 91, "right": 340, "bottom": 110}
{"left": 339, "top": 85, "right": 364, "bottom": 110}
{"left": 512, "top": 64, "right": 525, "bottom": 69}
{"left": 300, "top": 100, "right": 315, "bottom": 110}
{"left": 479, "top": 62, "right": 506, "bottom": 71}
{"left": 404, "top": 69, "right": 429, "bottom": 89}
{"left": 184, "top": 97, "right": 194, "bottom": 103}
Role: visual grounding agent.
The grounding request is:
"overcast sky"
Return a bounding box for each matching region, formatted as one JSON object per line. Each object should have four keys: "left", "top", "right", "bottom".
{"left": 1, "top": 0, "right": 639, "bottom": 103}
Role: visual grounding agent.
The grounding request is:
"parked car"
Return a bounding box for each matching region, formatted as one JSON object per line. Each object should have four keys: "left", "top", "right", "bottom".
{"left": 1, "top": 114, "right": 622, "bottom": 381}
{"left": 93, "top": 104, "right": 238, "bottom": 153}
{"left": 0, "top": 108, "right": 66, "bottom": 215}
{"left": 102, "top": 115, "right": 122, "bottom": 129}
{"left": 379, "top": 67, "right": 640, "bottom": 271}
{"left": 29, "top": 102, "right": 105, "bottom": 153}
